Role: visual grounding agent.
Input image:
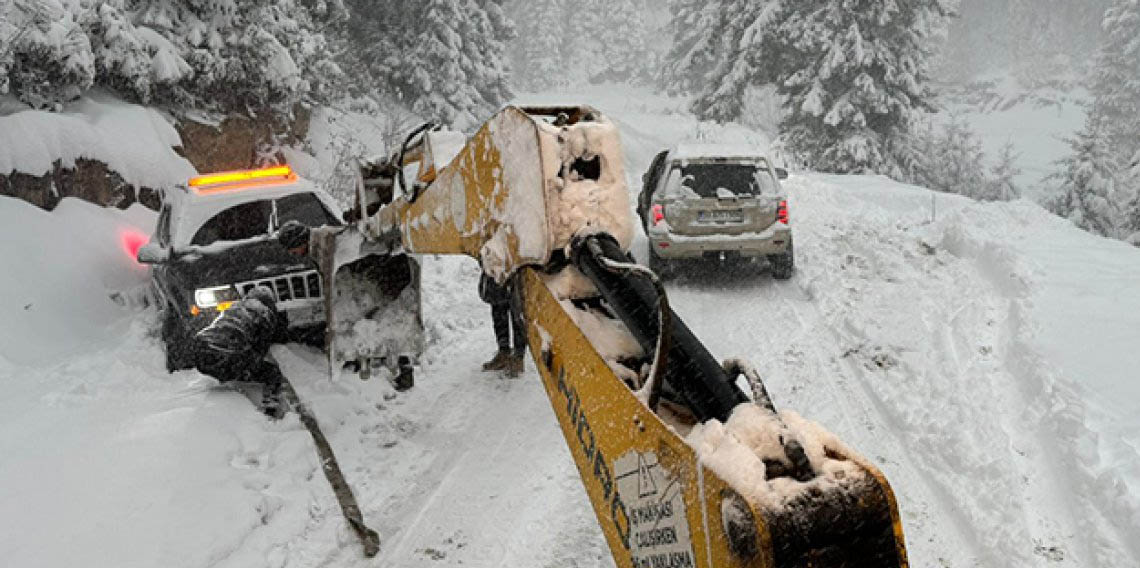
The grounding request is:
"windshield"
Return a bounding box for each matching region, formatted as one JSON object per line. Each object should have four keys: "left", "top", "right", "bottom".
{"left": 663, "top": 163, "right": 776, "bottom": 199}
{"left": 190, "top": 193, "right": 337, "bottom": 246}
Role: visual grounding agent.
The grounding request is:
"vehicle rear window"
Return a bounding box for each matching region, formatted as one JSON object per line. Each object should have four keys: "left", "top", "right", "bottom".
{"left": 190, "top": 193, "right": 338, "bottom": 246}
{"left": 665, "top": 163, "right": 776, "bottom": 198}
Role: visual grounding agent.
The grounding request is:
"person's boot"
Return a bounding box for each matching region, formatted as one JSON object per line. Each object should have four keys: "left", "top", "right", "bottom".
{"left": 482, "top": 349, "right": 511, "bottom": 371}
{"left": 261, "top": 381, "right": 284, "bottom": 420}
{"left": 505, "top": 353, "right": 525, "bottom": 378}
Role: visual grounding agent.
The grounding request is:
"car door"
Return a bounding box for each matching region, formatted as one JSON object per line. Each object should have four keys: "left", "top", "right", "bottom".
{"left": 639, "top": 150, "right": 669, "bottom": 229}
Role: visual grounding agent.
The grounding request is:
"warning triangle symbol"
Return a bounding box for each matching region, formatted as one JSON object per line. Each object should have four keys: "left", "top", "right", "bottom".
{"left": 637, "top": 453, "right": 658, "bottom": 498}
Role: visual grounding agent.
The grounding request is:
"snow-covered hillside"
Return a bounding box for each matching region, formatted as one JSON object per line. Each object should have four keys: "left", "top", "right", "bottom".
{"left": 1, "top": 90, "right": 1138, "bottom": 567}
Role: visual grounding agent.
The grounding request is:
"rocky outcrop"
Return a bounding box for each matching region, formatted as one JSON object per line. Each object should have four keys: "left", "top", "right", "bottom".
{"left": 174, "top": 107, "right": 310, "bottom": 173}
{"left": 0, "top": 158, "right": 161, "bottom": 211}
{"left": 2, "top": 108, "right": 312, "bottom": 213}
{"left": 1, "top": 106, "right": 310, "bottom": 212}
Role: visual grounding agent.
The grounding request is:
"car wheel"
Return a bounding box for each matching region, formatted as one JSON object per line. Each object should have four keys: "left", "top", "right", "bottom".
{"left": 161, "top": 304, "right": 194, "bottom": 372}
{"left": 769, "top": 241, "right": 794, "bottom": 280}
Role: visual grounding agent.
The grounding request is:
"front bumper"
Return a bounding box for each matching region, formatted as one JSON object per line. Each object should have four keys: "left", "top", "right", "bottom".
{"left": 186, "top": 297, "right": 325, "bottom": 332}
{"left": 648, "top": 223, "right": 792, "bottom": 260}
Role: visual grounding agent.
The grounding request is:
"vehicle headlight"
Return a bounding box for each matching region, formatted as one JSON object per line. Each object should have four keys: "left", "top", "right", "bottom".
{"left": 194, "top": 285, "right": 239, "bottom": 309}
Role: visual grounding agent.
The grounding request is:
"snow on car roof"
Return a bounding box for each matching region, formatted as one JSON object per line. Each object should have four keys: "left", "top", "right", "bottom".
{"left": 670, "top": 143, "right": 770, "bottom": 162}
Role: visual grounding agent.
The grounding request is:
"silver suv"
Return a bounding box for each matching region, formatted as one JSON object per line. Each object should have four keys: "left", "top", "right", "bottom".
{"left": 637, "top": 145, "right": 793, "bottom": 279}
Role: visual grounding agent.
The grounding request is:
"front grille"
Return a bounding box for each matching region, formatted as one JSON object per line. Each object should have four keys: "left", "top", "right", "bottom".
{"left": 236, "top": 270, "right": 322, "bottom": 302}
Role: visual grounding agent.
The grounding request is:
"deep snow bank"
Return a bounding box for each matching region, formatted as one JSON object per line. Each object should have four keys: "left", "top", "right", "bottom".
{"left": 0, "top": 92, "right": 196, "bottom": 189}
{"left": 0, "top": 196, "right": 155, "bottom": 364}
{"left": 789, "top": 174, "right": 1140, "bottom": 566}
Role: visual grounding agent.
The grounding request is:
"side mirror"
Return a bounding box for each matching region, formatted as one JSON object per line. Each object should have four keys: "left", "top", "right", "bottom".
{"left": 775, "top": 167, "right": 789, "bottom": 180}
{"left": 136, "top": 242, "right": 169, "bottom": 264}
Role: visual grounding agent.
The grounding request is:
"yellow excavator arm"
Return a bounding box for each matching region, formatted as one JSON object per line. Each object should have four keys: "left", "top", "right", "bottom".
{"left": 330, "top": 105, "right": 909, "bottom": 567}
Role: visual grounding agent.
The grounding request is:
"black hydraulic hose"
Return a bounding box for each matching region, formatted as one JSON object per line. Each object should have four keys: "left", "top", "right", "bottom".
{"left": 570, "top": 233, "right": 748, "bottom": 423}
{"left": 397, "top": 122, "right": 436, "bottom": 203}
{"left": 592, "top": 253, "right": 670, "bottom": 414}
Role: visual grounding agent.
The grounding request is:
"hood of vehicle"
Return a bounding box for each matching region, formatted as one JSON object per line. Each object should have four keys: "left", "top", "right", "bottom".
{"left": 169, "top": 239, "right": 316, "bottom": 289}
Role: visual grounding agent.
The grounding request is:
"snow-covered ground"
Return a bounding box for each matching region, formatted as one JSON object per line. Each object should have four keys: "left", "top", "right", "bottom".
{"left": 1, "top": 87, "right": 1138, "bottom": 567}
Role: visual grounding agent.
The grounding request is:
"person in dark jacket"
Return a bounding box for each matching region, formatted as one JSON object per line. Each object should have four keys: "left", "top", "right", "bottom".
{"left": 193, "top": 286, "right": 288, "bottom": 418}
{"left": 479, "top": 272, "right": 526, "bottom": 377}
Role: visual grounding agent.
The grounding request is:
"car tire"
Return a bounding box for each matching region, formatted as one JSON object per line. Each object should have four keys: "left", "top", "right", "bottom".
{"left": 769, "top": 241, "right": 794, "bottom": 280}
{"left": 161, "top": 304, "right": 194, "bottom": 373}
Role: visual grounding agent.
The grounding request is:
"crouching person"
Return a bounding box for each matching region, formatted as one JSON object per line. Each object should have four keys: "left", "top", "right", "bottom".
{"left": 193, "top": 286, "right": 288, "bottom": 418}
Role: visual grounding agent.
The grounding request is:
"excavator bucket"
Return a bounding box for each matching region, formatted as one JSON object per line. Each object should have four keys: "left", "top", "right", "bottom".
{"left": 310, "top": 225, "right": 424, "bottom": 388}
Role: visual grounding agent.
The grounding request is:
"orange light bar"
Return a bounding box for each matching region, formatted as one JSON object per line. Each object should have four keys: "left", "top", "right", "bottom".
{"left": 188, "top": 166, "right": 294, "bottom": 191}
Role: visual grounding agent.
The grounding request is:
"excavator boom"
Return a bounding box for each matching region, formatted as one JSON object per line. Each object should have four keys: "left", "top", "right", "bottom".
{"left": 322, "top": 105, "right": 909, "bottom": 567}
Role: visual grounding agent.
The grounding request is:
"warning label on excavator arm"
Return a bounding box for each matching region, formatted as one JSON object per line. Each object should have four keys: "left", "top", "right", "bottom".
{"left": 615, "top": 450, "right": 696, "bottom": 568}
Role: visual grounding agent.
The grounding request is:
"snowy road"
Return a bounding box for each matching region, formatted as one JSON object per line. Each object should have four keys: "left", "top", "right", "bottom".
{"left": 2, "top": 89, "right": 1138, "bottom": 568}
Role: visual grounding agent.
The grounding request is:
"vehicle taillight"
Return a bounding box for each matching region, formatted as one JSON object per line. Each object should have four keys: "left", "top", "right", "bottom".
{"left": 120, "top": 229, "right": 149, "bottom": 262}
{"left": 652, "top": 204, "right": 665, "bottom": 226}
{"left": 777, "top": 200, "right": 788, "bottom": 224}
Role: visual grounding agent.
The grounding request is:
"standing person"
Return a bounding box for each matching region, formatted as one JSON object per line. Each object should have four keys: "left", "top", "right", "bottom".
{"left": 193, "top": 286, "right": 288, "bottom": 418}
{"left": 479, "top": 271, "right": 526, "bottom": 377}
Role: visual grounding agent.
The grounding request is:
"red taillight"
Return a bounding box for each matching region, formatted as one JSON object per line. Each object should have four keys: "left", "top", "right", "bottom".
{"left": 652, "top": 204, "right": 665, "bottom": 226}
{"left": 777, "top": 200, "right": 788, "bottom": 224}
{"left": 121, "top": 229, "right": 149, "bottom": 261}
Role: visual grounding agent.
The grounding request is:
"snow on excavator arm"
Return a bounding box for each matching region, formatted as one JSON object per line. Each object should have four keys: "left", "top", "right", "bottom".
{"left": 332, "top": 105, "right": 910, "bottom": 567}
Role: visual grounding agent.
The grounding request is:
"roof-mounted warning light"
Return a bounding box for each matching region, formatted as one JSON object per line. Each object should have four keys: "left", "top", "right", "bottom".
{"left": 188, "top": 165, "right": 296, "bottom": 193}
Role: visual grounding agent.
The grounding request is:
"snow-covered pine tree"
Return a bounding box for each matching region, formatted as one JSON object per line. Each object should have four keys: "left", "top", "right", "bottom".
{"left": 774, "top": 0, "right": 951, "bottom": 176}
{"left": 407, "top": 0, "right": 512, "bottom": 128}
{"left": 689, "top": 0, "right": 783, "bottom": 123}
{"left": 406, "top": 0, "right": 476, "bottom": 125}
{"left": 982, "top": 142, "right": 1023, "bottom": 201}
{"left": 659, "top": 0, "right": 729, "bottom": 95}
{"left": 0, "top": 0, "right": 95, "bottom": 109}
{"left": 0, "top": 0, "right": 344, "bottom": 114}
{"left": 907, "top": 115, "right": 988, "bottom": 198}
{"left": 82, "top": 1, "right": 156, "bottom": 104}
{"left": 1048, "top": 115, "right": 1125, "bottom": 238}
{"left": 583, "top": 0, "right": 652, "bottom": 84}
{"left": 506, "top": 0, "right": 568, "bottom": 91}
{"left": 1123, "top": 172, "right": 1140, "bottom": 245}
{"left": 1090, "top": 0, "right": 1140, "bottom": 163}
{"left": 342, "top": 0, "right": 511, "bottom": 129}
{"left": 473, "top": 0, "right": 514, "bottom": 106}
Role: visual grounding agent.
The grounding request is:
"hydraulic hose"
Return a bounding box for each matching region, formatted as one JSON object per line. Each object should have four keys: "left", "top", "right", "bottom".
{"left": 569, "top": 233, "right": 749, "bottom": 423}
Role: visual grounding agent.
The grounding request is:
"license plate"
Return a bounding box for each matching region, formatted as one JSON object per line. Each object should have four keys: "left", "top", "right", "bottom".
{"left": 699, "top": 209, "right": 743, "bottom": 223}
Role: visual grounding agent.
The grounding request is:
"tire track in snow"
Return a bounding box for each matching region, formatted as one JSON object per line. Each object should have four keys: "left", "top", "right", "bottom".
{"left": 664, "top": 266, "right": 987, "bottom": 566}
